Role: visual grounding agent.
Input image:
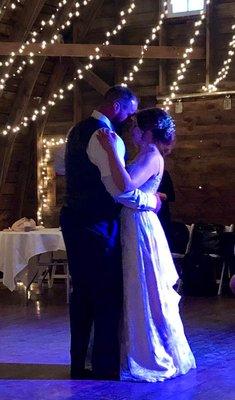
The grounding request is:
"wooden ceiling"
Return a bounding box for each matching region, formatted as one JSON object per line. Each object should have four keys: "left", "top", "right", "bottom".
{"left": 0, "top": 1, "right": 234, "bottom": 127}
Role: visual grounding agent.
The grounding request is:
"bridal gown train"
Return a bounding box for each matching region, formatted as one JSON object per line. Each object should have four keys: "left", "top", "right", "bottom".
{"left": 120, "top": 154, "right": 196, "bottom": 382}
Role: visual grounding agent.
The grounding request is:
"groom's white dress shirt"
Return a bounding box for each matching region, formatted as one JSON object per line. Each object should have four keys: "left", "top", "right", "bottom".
{"left": 86, "top": 110, "right": 157, "bottom": 210}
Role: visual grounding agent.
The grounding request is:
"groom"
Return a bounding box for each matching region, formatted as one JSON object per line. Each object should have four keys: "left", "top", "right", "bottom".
{"left": 60, "top": 85, "right": 160, "bottom": 380}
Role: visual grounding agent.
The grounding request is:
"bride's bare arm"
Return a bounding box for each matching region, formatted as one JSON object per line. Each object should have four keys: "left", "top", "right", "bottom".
{"left": 97, "top": 129, "right": 160, "bottom": 192}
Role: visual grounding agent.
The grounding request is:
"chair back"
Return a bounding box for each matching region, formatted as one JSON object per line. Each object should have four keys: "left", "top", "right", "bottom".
{"left": 189, "top": 222, "right": 224, "bottom": 256}
{"left": 171, "top": 221, "right": 191, "bottom": 255}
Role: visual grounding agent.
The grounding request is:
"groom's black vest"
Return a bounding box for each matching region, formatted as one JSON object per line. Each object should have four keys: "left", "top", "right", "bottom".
{"left": 64, "top": 117, "right": 119, "bottom": 226}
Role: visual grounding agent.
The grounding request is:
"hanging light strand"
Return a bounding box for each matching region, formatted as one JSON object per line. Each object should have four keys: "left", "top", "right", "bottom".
{"left": 0, "top": 0, "right": 22, "bottom": 16}
{"left": 0, "top": 0, "right": 68, "bottom": 71}
{"left": 81, "top": 1, "right": 136, "bottom": 72}
{"left": 121, "top": 1, "right": 168, "bottom": 85}
{"left": 0, "top": 1, "right": 87, "bottom": 89}
{"left": 162, "top": 1, "right": 210, "bottom": 111}
{"left": 1, "top": 1, "right": 136, "bottom": 136}
{"left": 202, "top": 23, "right": 235, "bottom": 93}
{"left": 38, "top": 137, "right": 66, "bottom": 224}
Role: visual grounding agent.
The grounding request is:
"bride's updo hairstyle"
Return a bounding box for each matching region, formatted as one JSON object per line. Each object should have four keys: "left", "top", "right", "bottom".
{"left": 136, "top": 108, "right": 176, "bottom": 149}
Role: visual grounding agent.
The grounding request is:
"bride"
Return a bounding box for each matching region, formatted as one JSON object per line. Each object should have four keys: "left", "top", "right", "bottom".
{"left": 98, "top": 107, "right": 196, "bottom": 382}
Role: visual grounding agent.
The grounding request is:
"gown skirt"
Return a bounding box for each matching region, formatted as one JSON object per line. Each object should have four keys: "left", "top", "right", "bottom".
{"left": 120, "top": 206, "right": 196, "bottom": 382}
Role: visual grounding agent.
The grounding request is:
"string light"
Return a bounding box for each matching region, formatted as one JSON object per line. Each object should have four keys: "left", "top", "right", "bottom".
{"left": 162, "top": 1, "right": 210, "bottom": 111}
{"left": 0, "top": 1, "right": 92, "bottom": 87}
{"left": 121, "top": 1, "right": 168, "bottom": 85}
{"left": 36, "top": 0, "right": 135, "bottom": 222}
{"left": 0, "top": 0, "right": 22, "bottom": 16}
{"left": 202, "top": 23, "right": 235, "bottom": 93}
{"left": 80, "top": 1, "right": 136, "bottom": 72}
{"left": 38, "top": 137, "right": 66, "bottom": 225}
{"left": 1, "top": 1, "right": 136, "bottom": 136}
{"left": 102, "top": 2, "right": 136, "bottom": 46}
{"left": 0, "top": 0, "right": 67, "bottom": 72}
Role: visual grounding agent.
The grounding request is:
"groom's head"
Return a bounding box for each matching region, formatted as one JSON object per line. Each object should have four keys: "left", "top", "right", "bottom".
{"left": 99, "top": 85, "right": 138, "bottom": 127}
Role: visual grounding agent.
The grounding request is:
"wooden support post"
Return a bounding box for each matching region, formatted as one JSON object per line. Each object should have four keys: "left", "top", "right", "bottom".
{"left": 16, "top": 61, "right": 69, "bottom": 219}
{"left": 73, "top": 60, "right": 110, "bottom": 95}
{"left": 16, "top": 123, "right": 38, "bottom": 220}
{"left": 205, "top": 2, "right": 210, "bottom": 86}
{"left": 206, "top": 0, "right": 215, "bottom": 85}
{"left": 158, "top": 24, "right": 167, "bottom": 97}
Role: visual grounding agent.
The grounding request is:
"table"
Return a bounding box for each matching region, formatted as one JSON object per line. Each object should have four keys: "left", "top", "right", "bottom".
{"left": 0, "top": 228, "right": 65, "bottom": 291}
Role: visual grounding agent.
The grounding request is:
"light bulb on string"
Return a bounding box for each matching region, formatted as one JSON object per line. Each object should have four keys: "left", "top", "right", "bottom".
{"left": 0, "top": 1, "right": 91, "bottom": 88}
{"left": 0, "top": 0, "right": 22, "bottom": 15}
{"left": 202, "top": 23, "right": 235, "bottom": 93}
{"left": 82, "top": 1, "right": 136, "bottom": 73}
{"left": 121, "top": 1, "right": 168, "bottom": 86}
{"left": 162, "top": 3, "right": 210, "bottom": 111}
{"left": 0, "top": 0, "right": 68, "bottom": 74}
{"left": 38, "top": 136, "right": 66, "bottom": 225}
{"left": 1, "top": 1, "right": 137, "bottom": 137}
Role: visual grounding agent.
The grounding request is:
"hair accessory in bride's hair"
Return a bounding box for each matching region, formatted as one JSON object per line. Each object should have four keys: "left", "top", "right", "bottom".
{"left": 136, "top": 107, "right": 176, "bottom": 144}
{"left": 146, "top": 110, "right": 175, "bottom": 145}
{"left": 153, "top": 112, "right": 175, "bottom": 144}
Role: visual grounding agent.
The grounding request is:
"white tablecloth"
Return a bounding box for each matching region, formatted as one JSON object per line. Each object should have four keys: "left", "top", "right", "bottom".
{"left": 0, "top": 228, "right": 65, "bottom": 291}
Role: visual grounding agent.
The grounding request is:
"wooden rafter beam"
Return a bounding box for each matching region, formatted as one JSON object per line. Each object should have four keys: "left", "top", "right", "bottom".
{"left": 8, "top": 58, "right": 46, "bottom": 127}
{"left": 10, "top": 0, "right": 46, "bottom": 42}
{"left": 37, "top": 60, "right": 69, "bottom": 139}
{"left": 2, "top": 0, "right": 75, "bottom": 127}
{"left": 0, "top": 0, "right": 75, "bottom": 192}
{"left": 73, "top": 60, "right": 110, "bottom": 95}
{"left": 0, "top": 0, "right": 11, "bottom": 22}
{"left": 0, "top": 0, "right": 46, "bottom": 97}
{"left": 0, "top": 57, "right": 45, "bottom": 193}
{"left": 0, "top": 43, "right": 205, "bottom": 59}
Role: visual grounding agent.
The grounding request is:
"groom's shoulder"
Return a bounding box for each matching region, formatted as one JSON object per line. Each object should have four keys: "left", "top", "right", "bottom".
{"left": 72, "top": 117, "right": 107, "bottom": 132}
{"left": 67, "top": 118, "right": 108, "bottom": 146}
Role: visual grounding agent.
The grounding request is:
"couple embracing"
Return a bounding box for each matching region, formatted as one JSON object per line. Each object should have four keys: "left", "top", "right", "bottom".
{"left": 60, "top": 85, "right": 196, "bottom": 382}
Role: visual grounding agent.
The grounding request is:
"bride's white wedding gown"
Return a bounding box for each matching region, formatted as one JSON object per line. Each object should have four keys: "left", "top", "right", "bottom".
{"left": 120, "top": 152, "right": 196, "bottom": 382}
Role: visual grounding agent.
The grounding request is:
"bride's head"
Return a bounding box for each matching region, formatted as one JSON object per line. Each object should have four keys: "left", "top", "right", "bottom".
{"left": 132, "top": 108, "right": 176, "bottom": 156}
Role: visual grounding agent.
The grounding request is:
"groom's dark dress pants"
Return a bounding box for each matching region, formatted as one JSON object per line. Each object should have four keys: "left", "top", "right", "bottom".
{"left": 60, "top": 206, "right": 122, "bottom": 377}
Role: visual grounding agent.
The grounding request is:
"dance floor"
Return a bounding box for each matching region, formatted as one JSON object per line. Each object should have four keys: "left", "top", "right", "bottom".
{"left": 0, "top": 283, "right": 234, "bottom": 400}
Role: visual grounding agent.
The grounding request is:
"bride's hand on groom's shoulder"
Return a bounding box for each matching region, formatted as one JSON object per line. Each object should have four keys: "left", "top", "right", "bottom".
{"left": 97, "top": 128, "right": 118, "bottom": 153}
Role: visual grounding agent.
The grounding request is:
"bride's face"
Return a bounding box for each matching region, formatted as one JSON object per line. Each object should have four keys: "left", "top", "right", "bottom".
{"left": 129, "top": 116, "right": 143, "bottom": 146}
{"left": 131, "top": 125, "right": 143, "bottom": 146}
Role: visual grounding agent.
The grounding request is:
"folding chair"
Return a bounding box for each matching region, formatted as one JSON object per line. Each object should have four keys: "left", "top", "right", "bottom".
{"left": 48, "top": 250, "right": 70, "bottom": 303}
{"left": 171, "top": 222, "right": 195, "bottom": 293}
{"left": 217, "top": 224, "right": 234, "bottom": 295}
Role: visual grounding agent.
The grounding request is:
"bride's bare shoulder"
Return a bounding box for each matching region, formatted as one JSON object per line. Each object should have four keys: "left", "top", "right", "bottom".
{"left": 137, "top": 144, "right": 161, "bottom": 166}
{"left": 145, "top": 144, "right": 162, "bottom": 159}
{"left": 148, "top": 143, "right": 157, "bottom": 151}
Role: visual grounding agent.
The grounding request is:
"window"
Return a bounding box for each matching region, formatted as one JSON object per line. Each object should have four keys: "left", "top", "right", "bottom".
{"left": 167, "top": 0, "right": 205, "bottom": 17}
